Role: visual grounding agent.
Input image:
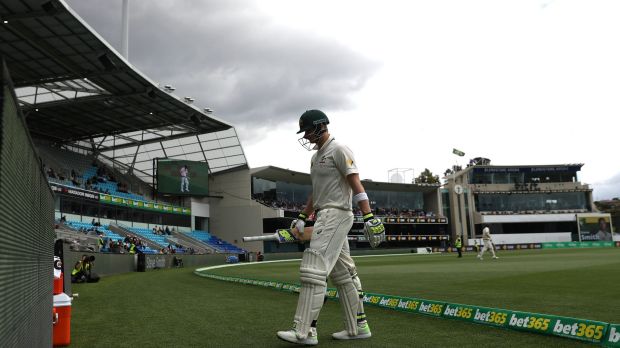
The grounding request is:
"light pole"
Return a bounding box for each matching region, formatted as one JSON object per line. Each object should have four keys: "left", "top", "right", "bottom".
{"left": 454, "top": 184, "right": 464, "bottom": 245}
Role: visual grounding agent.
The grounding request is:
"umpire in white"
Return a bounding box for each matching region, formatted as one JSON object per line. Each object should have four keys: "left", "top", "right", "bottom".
{"left": 277, "top": 110, "right": 386, "bottom": 345}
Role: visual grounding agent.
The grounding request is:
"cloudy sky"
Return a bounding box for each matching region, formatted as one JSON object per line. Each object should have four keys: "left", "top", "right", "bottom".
{"left": 66, "top": 0, "right": 620, "bottom": 200}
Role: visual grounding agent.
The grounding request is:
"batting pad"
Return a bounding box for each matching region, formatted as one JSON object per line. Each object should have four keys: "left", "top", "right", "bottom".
{"left": 330, "top": 262, "right": 360, "bottom": 336}
{"left": 352, "top": 275, "right": 367, "bottom": 321}
{"left": 294, "top": 249, "right": 328, "bottom": 338}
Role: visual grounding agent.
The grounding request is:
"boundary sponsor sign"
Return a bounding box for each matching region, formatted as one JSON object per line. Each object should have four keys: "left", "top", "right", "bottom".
{"left": 195, "top": 269, "right": 614, "bottom": 346}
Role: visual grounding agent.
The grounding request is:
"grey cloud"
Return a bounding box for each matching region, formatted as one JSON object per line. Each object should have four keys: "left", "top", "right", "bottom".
{"left": 592, "top": 172, "right": 620, "bottom": 201}
{"left": 67, "top": 0, "right": 379, "bottom": 138}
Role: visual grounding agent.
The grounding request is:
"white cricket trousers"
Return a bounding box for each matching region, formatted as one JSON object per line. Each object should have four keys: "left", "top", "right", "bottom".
{"left": 479, "top": 240, "right": 496, "bottom": 257}
{"left": 310, "top": 208, "right": 355, "bottom": 273}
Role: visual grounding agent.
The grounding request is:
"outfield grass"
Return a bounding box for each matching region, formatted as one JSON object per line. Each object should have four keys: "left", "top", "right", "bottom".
{"left": 70, "top": 248, "right": 619, "bottom": 347}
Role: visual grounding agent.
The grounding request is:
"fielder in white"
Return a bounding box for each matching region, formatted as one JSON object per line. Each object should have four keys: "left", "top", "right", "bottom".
{"left": 477, "top": 226, "right": 498, "bottom": 260}
{"left": 276, "top": 110, "right": 386, "bottom": 346}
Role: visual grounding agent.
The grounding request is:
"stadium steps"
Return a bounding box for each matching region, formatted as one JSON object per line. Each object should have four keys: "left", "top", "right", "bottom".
{"left": 189, "top": 230, "right": 246, "bottom": 254}
{"left": 55, "top": 224, "right": 99, "bottom": 249}
{"left": 109, "top": 224, "right": 164, "bottom": 253}
{"left": 116, "top": 225, "right": 188, "bottom": 254}
{"left": 168, "top": 231, "right": 213, "bottom": 254}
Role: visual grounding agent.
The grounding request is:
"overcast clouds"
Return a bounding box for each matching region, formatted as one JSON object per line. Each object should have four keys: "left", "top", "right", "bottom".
{"left": 66, "top": 0, "right": 619, "bottom": 200}
{"left": 67, "top": 0, "right": 378, "bottom": 129}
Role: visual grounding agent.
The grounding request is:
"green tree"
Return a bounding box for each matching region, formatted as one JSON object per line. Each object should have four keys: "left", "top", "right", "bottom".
{"left": 414, "top": 168, "right": 440, "bottom": 184}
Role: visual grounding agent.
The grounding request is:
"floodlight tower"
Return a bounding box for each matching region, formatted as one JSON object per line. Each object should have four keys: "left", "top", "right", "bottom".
{"left": 121, "top": 0, "right": 129, "bottom": 59}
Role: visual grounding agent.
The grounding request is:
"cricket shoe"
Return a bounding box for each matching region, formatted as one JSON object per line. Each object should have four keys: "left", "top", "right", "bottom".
{"left": 332, "top": 323, "right": 372, "bottom": 340}
{"left": 493, "top": 256, "right": 499, "bottom": 259}
{"left": 477, "top": 255, "right": 483, "bottom": 260}
{"left": 276, "top": 327, "right": 318, "bottom": 346}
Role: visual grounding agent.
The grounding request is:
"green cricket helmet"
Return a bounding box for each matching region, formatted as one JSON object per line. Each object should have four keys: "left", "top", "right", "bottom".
{"left": 296, "top": 109, "right": 330, "bottom": 134}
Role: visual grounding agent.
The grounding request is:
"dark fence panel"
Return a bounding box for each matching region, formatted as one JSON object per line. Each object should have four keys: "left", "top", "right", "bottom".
{"left": 0, "top": 59, "right": 55, "bottom": 347}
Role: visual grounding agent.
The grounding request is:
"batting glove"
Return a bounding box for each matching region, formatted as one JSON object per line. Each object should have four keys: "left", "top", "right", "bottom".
{"left": 291, "top": 212, "right": 307, "bottom": 235}
{"left": 363, "top": 212, "right": 385, "bottom": 248}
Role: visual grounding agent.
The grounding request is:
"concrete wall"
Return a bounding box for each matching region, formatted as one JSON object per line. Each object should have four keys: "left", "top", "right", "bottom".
{"left": 62, "top": 247, "right": 230, "bottom": 295}
{"left": 208, "top": 168, "right": 281, "bottom": 252}
{"left": 468, "top": 232, "right": 572, "bottom": 245}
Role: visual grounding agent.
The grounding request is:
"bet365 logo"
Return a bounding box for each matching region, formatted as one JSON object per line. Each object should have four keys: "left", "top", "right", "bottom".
{"left": 608, "top": 326, "right": 620, "bottom": 343}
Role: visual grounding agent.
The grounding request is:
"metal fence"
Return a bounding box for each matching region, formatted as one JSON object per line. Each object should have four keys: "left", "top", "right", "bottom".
{"left": 0, "top": 59, "right": 55, "bottom": 347}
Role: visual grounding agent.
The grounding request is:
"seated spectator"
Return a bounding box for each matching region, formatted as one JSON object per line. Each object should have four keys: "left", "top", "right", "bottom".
{"left": 83, "top": 255, "right": 99, "bottom": 283}
{"left": 173, "top": 256, "right": 184, "bottom": 268}
{"left": 71, "top": 260, "right": 86, "bottom": 283}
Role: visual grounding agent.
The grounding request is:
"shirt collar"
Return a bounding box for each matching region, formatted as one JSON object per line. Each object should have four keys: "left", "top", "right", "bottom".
{"left": 317, "top": 136, "right": 335, "bottom": 151}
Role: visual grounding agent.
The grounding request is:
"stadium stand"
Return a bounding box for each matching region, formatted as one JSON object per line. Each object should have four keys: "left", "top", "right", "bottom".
{"left": 190, "top": 230, "right": 246, "bottom": 254}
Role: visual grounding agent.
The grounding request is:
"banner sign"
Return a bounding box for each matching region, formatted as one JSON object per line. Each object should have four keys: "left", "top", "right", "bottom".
{"left": 194, "top": 269, "right": 612, "bottom": 346}
{"left": 354, "top": 216, "right": 448, "bottom": 224}
{"left": 50, "top": 183, "right": 99, "bottom": 201}
{"left": 577, "top": 214, "right": 614, "bottom": 242}
{"left": 542, "top": 242, "right": 615, "bottom": 249}
{"left": 386, "top": 235, "right": 450, "bottom": 242}
{"left": 51, "top": 182, "right": 190, "bottom": 215}
{"left": 99, "top": 193, "right": 190, "bottom": 215}
{"left": 605, "top": 324, "right": 620, "bottom": 347}
{"left": 433, "top": 243, "right": 543, "bottom": 253}
{"left": 506, "top": 311, "right": 608, "bottom": 343}
{"left": 473, "top": 166, "right": 582, "bottom": 174}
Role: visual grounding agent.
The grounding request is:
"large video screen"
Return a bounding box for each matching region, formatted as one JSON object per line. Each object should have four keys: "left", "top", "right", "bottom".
{"left": 157, "top": 159, "right": 209, "bottom": 196}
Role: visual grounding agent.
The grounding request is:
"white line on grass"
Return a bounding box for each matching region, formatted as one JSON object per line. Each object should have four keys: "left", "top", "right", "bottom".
{"left": 195, "top": 252, "right": 431, "bottom": 273}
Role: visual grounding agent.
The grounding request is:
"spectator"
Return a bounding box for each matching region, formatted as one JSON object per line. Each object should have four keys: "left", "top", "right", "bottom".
{"left": 71, "top": 260, "right": 86, "bottom": 283}
{"left": 82, "top": 255, "right": 99, "bottom": 283}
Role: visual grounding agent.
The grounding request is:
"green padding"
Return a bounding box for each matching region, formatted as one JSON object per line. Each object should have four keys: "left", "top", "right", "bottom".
{"left": 605, "top": 324, "right": 620, "bottom": 347}
{"left": 194, "top": 270, "right": 613, "bottom": 345}
{"left": 542, "top": 242, "right": 615, "bottom": 249}
{"left": 506, "top": 311, "right": 608, "bottom": 343}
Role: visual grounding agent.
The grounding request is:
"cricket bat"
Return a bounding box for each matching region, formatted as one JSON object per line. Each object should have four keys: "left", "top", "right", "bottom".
{"left": 243, "top": 227, "right": 311, "bottom": 243}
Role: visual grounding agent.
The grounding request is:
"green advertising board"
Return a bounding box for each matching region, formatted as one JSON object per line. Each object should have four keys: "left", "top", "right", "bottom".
{"left": 542, "top": 242, "right": 615, "bottom": 249}
{"left": 99, "top": 193, "right": 190, "bottom": 215}
{"left": 605, "top": 324, "right": 620, "bottom": 347}
{"left": 195, "top": 267, "right": 615, "bottom": 346}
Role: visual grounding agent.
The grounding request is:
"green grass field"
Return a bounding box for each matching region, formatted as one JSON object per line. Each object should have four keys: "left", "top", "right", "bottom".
{"left": 70, "top": 248, "right": 620, "bottom": 347}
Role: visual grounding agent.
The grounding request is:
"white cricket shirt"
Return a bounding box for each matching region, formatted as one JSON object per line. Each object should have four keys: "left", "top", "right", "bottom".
{"left": 310, "top": 136, "right": 359, "bottom": 211}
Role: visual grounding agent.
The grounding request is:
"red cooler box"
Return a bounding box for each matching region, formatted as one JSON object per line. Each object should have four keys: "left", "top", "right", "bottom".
{"left": 53, "top": 293, "right": 72, "bottom": 346}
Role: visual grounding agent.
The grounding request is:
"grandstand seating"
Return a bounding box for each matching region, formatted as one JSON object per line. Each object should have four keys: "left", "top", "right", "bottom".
{"left": 64, "top": 221, "right": 158, "bottom": 254}
{"left": 65, "top": 221, "right": 124, "bottom": 241}
{"left": 190, "top": 230, "right": 246, "bottom": 254}
{"left": 122, "top": 226, "right": 189, "bottom": 254}
{"left": 38, "top": 144, "right": 147, "bottom": 200}
{"left": 37, "top": 144, "right": 93, "bottom": 180}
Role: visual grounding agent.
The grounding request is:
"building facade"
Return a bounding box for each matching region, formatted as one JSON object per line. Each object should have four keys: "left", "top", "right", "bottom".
{"left": 444, "top": 163, "right": 613, "bottom": 245}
